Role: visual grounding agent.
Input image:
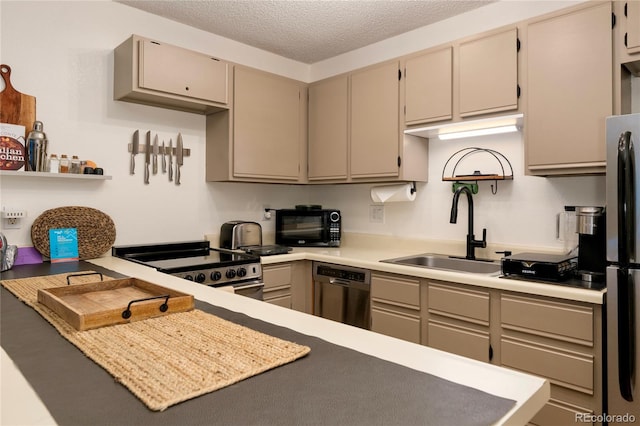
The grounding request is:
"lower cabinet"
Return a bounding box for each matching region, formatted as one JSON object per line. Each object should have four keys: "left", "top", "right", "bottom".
{"left": 425, "top": 281, "right": 492, "bottom": 363}
{"left": 499, "top": 292, "right": 602, "bottom": 425}
{"left": 370, "top": 273, "right": 421, "bottom": 343}
{"left": 307, "top": 265, "right": 603, "bottom": 425}
{"left": 262, "top": 261, "right": 312, "bottom": 313}
{"left": 367, "top": 272, "right": 603, "bottom": 425}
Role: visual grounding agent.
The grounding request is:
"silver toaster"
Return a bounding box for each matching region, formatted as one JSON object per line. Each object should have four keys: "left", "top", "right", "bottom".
{"left": 219, "top": 221, "right": 262, "bottom": 249}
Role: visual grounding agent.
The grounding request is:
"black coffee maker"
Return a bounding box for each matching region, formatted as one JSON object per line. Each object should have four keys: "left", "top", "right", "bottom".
{"left": 576, "top": 206, "right": 606, "bottom": 282}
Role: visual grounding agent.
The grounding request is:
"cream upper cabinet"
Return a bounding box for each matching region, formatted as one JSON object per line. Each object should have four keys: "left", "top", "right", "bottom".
{"left": 526, "top": 2, "right": 612, "bottom": 175}
{"left": 458, "top": 27, "right": 519, "bottom": 118}
{"left": 350, "top": 61, "right": 401, "bottom": 179}
{"left": 138, "top": 39, "right": 228, "bottom": 104}
{"left": 404, "top": 47, "right": 453, "bottom": 125}
{"left": 233, "top": 66, "right": 304, "bottom": 181}
{"left": 308, "top": 75, "right": 349, "bottom": 181}
{"left": 206, "top": 66, "right": 307, "bottom": 183}
{"left": 614, "top": 0, "right": 640, "bottom": 79}
{"left": 625, "top": 0, "right": 640, "bottom": 54}
{"left": 114, "top": 35, "right": 228, "bottom": 114}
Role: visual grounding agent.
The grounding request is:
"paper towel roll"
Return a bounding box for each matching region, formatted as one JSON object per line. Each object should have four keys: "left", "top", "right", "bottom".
{"left": 370, "top": 183, "right": 416, "bottom": 203}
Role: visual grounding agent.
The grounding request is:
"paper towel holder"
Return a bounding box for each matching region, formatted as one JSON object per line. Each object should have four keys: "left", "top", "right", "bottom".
{"left": 370, "top": 182, "right": 417, "bottom": 203}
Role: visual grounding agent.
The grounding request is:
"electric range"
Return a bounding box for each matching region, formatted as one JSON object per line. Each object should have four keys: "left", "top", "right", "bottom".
{"left": 112, "top": 241, "right": 264, "bottom": 299}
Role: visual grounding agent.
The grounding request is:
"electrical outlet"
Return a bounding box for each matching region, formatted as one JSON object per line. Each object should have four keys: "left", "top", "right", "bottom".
{"left": 262, "top": 204, "right": 272, "bottom": 221}
{"left": 2, "top": 207, "right": 26, "bottom": 229}
{"left": 2, "top": 209, "right": 26, "bottom": 219}
{"left": 369, "top": 205, "right": 384, "bottom": 224}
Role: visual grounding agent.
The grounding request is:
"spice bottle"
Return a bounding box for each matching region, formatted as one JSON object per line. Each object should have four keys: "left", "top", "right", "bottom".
{"left": 59, "top": 154, "right": 70, "bottom": 173}
{"left": 48, "top": 154, "right": 60, "bottom": 173}
{"left": 70, "top": 156, "right": 81, "bottom": 174}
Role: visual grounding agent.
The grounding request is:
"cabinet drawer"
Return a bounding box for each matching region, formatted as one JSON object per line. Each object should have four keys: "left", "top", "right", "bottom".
{"left": 428, "top": 320, "right": 490, "bottom": 362}
{"left": 501, "top": 294, "right": 593, "bottom": 344}
{"left": 265, "top": 295, "right": 292, "bottom": 309}
{"left": 371, "top": 308, "right": 420, "bottom": 343}
{"left": 139, "top": 39, "right": 228, "bottom": 104}
{"left": 264, "top": 286, "right": 291, "bottom": 300}
{"left": 530, "top": 398, "right": 593, "bottom": 426}
{"left": 263, "top": 264, "right": 292, "bottom": 290}
{"left": 371, "top": 274, "right": 420, "bottom": 308}
{"left": 501, "top": 338, "right": 593, "bottom": 393}
{"left": 427, "top": 283, "right": 489, "bottom": 324}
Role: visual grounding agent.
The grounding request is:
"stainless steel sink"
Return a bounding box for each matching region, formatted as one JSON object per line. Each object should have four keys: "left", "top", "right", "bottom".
{"left": 381, "top": 253, "right": 501, "bottom": 275}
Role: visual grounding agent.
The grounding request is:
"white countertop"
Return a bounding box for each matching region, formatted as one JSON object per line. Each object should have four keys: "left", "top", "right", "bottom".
{"left": 2, "top": 254, "right": 549, "bottom": 426}
{"left": 254, "top": 236, "right": 605, "bottom": 305}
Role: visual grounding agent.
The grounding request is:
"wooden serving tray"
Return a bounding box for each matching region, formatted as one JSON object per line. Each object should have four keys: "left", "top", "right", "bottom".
{"left": 37, "top": 276, "right": 194, "bottom": 331}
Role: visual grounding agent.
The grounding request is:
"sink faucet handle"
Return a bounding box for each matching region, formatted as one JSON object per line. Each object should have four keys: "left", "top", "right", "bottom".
{"left": 481, "top": 228, "right": 487, "bottom": 247}
{"left": 496, "top": 250, "right": 512, "bottom": 257}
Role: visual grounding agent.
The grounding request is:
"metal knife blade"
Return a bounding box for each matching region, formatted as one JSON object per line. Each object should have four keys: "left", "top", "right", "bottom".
{"left": 144, "top": 131, "right": 151, "bottom": 184}
{"left": 152, "top": 134, "right": 159, "bottom": 175}
{"left": 130, "top": 130, "right": 139, "bottom": 175}
{"left": 168, "top": 139, "right": 173, "bottom": 182}
{"left": 176, "top": 133, "right": 183, "bottom": 185}
{"left": 161, "top": 140, "right": 166, "bottom": 173}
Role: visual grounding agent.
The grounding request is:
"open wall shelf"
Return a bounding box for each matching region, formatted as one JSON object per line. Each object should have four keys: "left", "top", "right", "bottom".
{"left": 0, "top": 170, "right": 112, "bottom": 180}
{"left": 441, "top": 147, "right": 513, "bottom": 194}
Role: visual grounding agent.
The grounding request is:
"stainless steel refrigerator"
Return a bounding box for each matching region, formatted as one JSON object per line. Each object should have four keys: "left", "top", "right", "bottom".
{"left": 606, "top": 113, "right": 640, "bottom": 421}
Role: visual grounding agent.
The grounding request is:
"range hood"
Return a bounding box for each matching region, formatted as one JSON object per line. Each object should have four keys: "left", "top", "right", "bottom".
{"left": 404, "top": 113, "right": 523, "bottom": 140}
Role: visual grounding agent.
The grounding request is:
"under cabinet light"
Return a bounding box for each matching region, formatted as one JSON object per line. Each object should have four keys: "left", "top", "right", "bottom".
{"left": 437, "top": 125, "right": 519, "bottom": 140}
{"left": 404, "top": 113, "right": 523, "bottom": 140}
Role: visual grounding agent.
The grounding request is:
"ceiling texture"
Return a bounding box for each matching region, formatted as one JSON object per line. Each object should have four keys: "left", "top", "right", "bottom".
{"left": 117, "top": 0, "right": 496, "bottom": 63}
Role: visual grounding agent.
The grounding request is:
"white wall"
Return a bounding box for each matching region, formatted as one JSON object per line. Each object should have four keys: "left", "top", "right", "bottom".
{"left": 0, "top": 0, "right": 633, "bottom": 253}
{"left": 313, "top": 134, "right": 605, "bottom": 252}
{"left": 0, "top": 1, "right": 311, "bottom": 247}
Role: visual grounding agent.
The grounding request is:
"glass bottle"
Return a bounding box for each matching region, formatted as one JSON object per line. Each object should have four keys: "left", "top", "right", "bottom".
{"left": 48, "top": 154, "right": 60, "bottom": 173}
{"left": 70, "top": 155, "right": 81, "bottom": 174}
{"left": 59, "top": 154, "right": 70, "bottom": 173}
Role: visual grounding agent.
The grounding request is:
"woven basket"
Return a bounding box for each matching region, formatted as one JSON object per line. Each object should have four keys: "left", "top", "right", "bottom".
{"left": 31, "top": 206, "right": 116, "bottom": 260}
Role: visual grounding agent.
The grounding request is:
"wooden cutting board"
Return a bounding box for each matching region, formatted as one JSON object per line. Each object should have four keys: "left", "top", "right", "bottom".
{"left": 0, "top": 64, "right": 36, "bottom": 138}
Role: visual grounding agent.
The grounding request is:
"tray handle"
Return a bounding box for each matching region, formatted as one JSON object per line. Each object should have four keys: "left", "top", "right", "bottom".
{"left": 66, "top": 272, "right": 104, "bottom": 286}
{"left": 122, "top": 294, "right": 170, "bottom": 319}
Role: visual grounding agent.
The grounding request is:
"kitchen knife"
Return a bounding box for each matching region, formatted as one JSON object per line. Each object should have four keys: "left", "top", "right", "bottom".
{"left": 176, "top": 133, "right": 183, "bottom": 185}
{"left": 144, "top": 130, "right": 151, "bottom": 184}
{"left": 168, "top": 139, "right": 173, "bottom": 182}
{"left": 161, "top": 140, "right": 166, "bottom": 173}
{"left": 130, "top": 130, "right": 139, "bottom": 175}
{"left": 152, "top": 134, "right": 159, "bottom": 175}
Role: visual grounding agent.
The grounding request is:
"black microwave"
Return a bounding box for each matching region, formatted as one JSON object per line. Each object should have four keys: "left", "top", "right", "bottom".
{"left": 275, "top": 209, "right": 341, "bottom": 247}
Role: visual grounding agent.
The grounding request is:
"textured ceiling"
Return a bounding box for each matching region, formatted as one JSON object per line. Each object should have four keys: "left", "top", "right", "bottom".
{"left": 117, "top": 1, "right": 496, "bottom": 63}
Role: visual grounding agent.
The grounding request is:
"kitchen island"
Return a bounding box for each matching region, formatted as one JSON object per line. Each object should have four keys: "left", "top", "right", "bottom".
{"left": 1, "top": 256, "right": 549, "bottom": 426}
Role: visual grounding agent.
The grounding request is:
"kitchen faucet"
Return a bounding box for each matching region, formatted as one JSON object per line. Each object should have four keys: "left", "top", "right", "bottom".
{"left": 449, "top": 186, "right": 487, "bottom": 260}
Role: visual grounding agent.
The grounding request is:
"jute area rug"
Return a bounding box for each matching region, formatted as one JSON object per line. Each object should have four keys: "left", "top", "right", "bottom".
{"left": 1, "top": 272, "right": 310, "bottom": 411}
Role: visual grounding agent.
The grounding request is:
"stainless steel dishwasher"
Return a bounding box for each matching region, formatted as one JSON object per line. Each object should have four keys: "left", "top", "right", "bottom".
{"left": 313, "top": 262, "right": 371, "bottom": 329}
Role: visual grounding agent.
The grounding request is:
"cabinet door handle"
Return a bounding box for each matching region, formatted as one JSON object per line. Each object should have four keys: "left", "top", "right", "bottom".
{"left": 489, "top": 344, "right": 494, "bottom": 361}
